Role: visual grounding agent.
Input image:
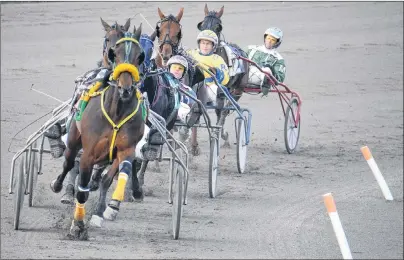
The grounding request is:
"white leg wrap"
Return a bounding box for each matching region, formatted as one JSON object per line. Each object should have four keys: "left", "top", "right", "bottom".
{"left": 135, "top": 125, "right": 150, "bottom": 160}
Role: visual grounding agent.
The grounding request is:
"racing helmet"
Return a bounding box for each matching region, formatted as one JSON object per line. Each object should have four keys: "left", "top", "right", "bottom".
{"left": 197, "top": 29, "right": 219, "bottom": 50}
{"left": 264, "top": 27, "right": 283, "bottom": 49}
{"left": 167, "top": 55, "right": 189, "bottom": 79}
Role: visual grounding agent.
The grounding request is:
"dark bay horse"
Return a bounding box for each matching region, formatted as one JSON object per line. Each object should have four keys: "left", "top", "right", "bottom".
{"left": 100, "top": 17, "right": 157, "bottom": 73}
{"left": 100, "top": 17, "right": 131, "bottom": 69}
{"left": 196, "top": 4, "right": 250, "bottom": 148}
{"left": 58, "top": 19, "right": 157, "bottom": 205}
{"left": 84, "top": 27, "right": 181, "bottom": 228}
{"left": 50, "top": 25, "right": 146, "bottom": 240}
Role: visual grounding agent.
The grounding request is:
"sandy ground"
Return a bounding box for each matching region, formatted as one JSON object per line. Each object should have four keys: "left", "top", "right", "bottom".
{"left": 1, "top": 2, "right": 403, "bottom": 259}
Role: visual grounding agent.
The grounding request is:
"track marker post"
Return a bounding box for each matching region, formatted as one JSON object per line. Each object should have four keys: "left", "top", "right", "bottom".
{"left": 360, "top": 146, "right": 394, "bottom": 201}
{"left": 323, "top": 193, "right": 353, "bottom": 260}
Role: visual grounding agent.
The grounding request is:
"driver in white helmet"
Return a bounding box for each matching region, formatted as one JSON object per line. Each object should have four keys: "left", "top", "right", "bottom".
{"left": 245, "top": 27, "right": 286, "bottom": 95}
{"left": 186, "top": 29, "right": 230, "bottom": 106}
{"left": 166, "top": 55, "right": 197, "bottom": 124}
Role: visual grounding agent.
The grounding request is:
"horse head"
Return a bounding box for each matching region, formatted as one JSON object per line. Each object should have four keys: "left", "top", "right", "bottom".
{"left": 197, "top": 4, "right": 224, "bottom": 40}
{"left": 109, "top": 24, "right": 144, "bottom": 102}
{"left": 155, "top": 7, "right": 184, "bottom": 65}
{"left": 101, "top": 17, "right": 131, "bottom": 68}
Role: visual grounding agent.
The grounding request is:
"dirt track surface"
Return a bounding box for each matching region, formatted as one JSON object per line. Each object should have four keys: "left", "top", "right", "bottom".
{"left": 1, "top": 2, "right": 403, "bottom": 259}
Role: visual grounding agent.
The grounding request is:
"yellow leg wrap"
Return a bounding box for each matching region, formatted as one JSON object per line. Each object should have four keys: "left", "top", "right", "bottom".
{"left": 112, "top": 173, "right": 129, "bottom": 202}
{"left": 74, "top": 202, "right": 86, "bottom": 221}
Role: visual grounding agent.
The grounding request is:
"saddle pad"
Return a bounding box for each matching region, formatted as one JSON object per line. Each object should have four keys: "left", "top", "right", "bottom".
{"left": 221, "top": 43, "right": 245, "bottom": 77}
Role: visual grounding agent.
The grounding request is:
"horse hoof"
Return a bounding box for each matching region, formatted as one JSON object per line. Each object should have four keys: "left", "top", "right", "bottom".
{"left": 221, "top": 131, "right": 229, "bottom": 141}
{"left": 89, "top": 215, "right": 104, "bottom": 228}
{"left": 68, "top": 220, "right": 89, "bottom": 240}
{"left": 103, "top": 206, "right": 119, "bottom": 221}
{"left": 78, "top": 229, "right": 89, "bottom": 241}
{"left": 132, "top": 190, "right": 144, "bottom": 202}
{"left": 191, "top": 145, "right": 201, "bottom": 156}
{"left": 88, "top": 180, "right": 100, "bottom": 192}
{"left": 153, "top": 161, "right": 161, "bottom": 172}
{"left": 131, "top": 195, "right": 144, "bottom": 203}
{"left": 221, "top": 141, "right": 231, "bottom": 149}
{"left": 50, "top": 179, "right": 62, "bottom": 193}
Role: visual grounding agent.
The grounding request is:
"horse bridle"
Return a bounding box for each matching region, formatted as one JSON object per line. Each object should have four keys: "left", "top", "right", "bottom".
{"left": 155, "top": 15, "right": 182, "bottom": 54}
{"left": 109, "top": 32, "right": 145, "bottom": 89}
{"left": 198, "top": 12, "right": 223, "bottom": 41}
{"left": 103, "top": 23, "right": 127, "bottom": 58}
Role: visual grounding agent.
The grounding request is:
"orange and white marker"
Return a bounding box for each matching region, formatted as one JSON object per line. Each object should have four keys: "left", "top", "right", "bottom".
{"left": 361, "top": 146, "right": 394, "bottom": 201}
{"left": 323, "top": 193, "right": 353, "bottom": 259}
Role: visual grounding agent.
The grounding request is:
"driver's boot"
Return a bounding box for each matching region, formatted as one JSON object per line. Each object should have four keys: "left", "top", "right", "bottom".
{"left": 44, "top": 123, "right": 66, "bottom": 159}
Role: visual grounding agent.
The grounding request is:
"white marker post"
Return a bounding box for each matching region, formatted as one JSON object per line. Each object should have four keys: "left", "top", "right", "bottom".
{"left": 323, "top": 193, "right": 353, "bottom": 259}
{"left": 360, "top": 146, "right": 394, "bottom": 201}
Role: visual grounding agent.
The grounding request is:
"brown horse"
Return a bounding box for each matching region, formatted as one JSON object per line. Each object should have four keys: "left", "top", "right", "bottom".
{"left": 100, "top": 17, "right": 131, "bottom": 69}
{"left": 58, "top": 18, "right": 136, "bottom": 205}
{"left": 154, "top": 7, "right": 184, "bottom": 68}
{"left": 195, "top": 4, "right": 250, "bottom": 149}
{"left": 50, "top": 24, "right": 146, "bottom": 240}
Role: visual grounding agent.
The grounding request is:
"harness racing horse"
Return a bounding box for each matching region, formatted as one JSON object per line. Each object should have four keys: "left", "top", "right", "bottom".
{"left": 58, "top": 20, "right": 157, "bottom": 205}
{"left": 88, "top": 32, "right": 182, "bottom": 227}
{"left": 196, "top": 4, "right": 250, "bottom": 148}
{"left": 153, "top": 7, "right": 184, "bottom": 68}
{"left": 51, "top": 18, "right": 132, "bottom": 205}
{"left": 100, "top": 17, "right": 157, "bottom": 73}
{"left": 100, "top": 17, "right": 131, "bottom": 69}
{"left": 50, "top": 24, "right": 146, "bottom": 240}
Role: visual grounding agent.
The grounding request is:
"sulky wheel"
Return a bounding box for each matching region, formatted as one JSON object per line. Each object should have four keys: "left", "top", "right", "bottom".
{"left": 236, "top": 118, "right": 248, "bottom": 173}
{"left": 28, "top": 141, "right": 39, "bottom": 207}
{"left": 14, "top": 155, "right": 27, "bottom": 230}
{"left": 208, "top": 137, "right": 219, "bottom": 198}
{"left": 284, "top": 97, "right": 301, "bottom": 154}
{"left": 171, "top": 164, "right": 184, "bottom": 240}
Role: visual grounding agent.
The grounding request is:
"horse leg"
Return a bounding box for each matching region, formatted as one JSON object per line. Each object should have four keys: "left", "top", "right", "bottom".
{"left": 218, "top": 82, "right": 245, "bottom": 148}
{"left": 103, "top": 149, "right": 136, "bottom": 221}
{"left": 89, "top": 159, "right": 118, "bottom": 228}
{"left": 60, "top": 158, "right": 79, "bottom": 205}
{"left": 50, "top": 121, "right": 81, "bottom": 193}
{"left": 88, "top": 164, "right": 108, "bottom": 192}
{"left": 67, "top": 151, "right": 93, "bottom": 240}
{"left": 132, "top": 159, "right": 147, "bottom": 202}
{"left": 218, "top": 106, "right": 231, "bottom": 148}
{"left": 190, "top": 127, "right": 200, "bottom": 156}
